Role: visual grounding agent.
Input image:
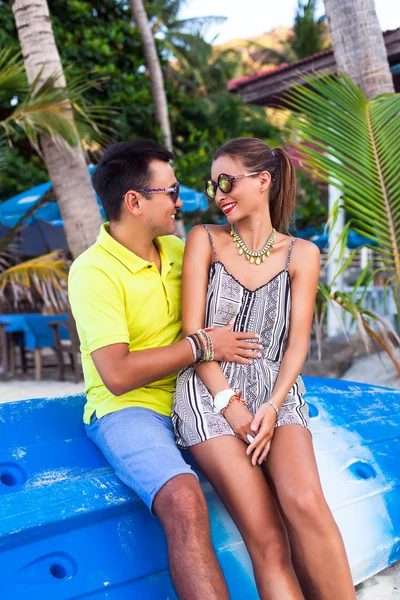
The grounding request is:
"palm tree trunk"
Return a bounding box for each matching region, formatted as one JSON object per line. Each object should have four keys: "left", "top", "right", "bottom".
{"left": 323, "top": 0, "right": 394, "bottom": 99}
{"left": 12, "top": 0, "right": 103, "bottom": 258}
{"left": 130, "top": 0, "right": 173, "bottom": 151}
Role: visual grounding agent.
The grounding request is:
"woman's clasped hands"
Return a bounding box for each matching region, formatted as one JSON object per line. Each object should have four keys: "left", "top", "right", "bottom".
{"left": 222, "top": 399, "right": 278, "bottom": 466}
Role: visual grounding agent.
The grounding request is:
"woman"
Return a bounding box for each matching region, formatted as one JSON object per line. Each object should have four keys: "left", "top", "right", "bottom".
{"left": 173, "top": 138, "right": 356, "bottom": 600}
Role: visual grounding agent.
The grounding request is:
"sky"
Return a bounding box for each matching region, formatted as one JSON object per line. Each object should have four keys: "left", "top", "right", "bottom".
{"left": 179, "top": 0, "right": 400, "bottom": 45}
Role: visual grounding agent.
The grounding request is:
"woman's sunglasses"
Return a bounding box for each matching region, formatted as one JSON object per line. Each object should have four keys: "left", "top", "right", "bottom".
{"left": 136, "top": 181, "right": 180, "bottom": 204}
{"left": 205, "top": 172, "right": 262, "bottom": 200}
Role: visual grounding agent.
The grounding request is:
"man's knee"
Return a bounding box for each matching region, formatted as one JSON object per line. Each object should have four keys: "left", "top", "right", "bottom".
{"left": 154, "top": 474, "right": 208, "bottom": 531}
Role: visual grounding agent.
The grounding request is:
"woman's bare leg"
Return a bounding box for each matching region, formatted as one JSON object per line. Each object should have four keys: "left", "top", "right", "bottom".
{"left": 266, "top": 425, "right": 356, "bottom": 600}
{"left": 190, "top": 435, "right": 304, "bottom": 600}
{"left": 264, "top": 472, "right": 317, "bottom": 598}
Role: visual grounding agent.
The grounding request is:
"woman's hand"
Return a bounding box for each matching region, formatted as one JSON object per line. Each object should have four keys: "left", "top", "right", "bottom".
{"left": 246, "top": 404, "right": 278, "bottom": 466}
{"left": 208, "top": 322, "right": 263, "bottom": 365}
{"left": 222, "top": 400, "right": 254, "bottom": 444}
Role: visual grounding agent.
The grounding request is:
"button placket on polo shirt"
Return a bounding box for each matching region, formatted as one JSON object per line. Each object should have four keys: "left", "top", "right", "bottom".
{"left": 146, "top": 261, "right": 171, "bottom": 315}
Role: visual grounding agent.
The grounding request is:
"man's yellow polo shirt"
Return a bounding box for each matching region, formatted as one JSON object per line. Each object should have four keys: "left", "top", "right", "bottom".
{"left": 68, "top": 223, "right": 184, "bottom": 424}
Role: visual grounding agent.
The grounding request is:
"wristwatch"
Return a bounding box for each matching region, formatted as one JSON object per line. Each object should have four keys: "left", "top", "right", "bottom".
{"left": 213, "top": 389, "right": 235, "bottom": 413}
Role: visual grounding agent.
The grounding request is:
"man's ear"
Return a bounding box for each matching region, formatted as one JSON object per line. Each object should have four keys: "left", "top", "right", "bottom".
{"left": 259, "top": 170, "right": 272, "bottom": 192}
{"left": 124, "top": 190, "right": 142, "bottom": 216}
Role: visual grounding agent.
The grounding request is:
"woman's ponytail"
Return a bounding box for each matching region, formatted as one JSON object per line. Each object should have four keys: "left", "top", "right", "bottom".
{"left": 270, "top": 147, "right": 296, "bottom": 233}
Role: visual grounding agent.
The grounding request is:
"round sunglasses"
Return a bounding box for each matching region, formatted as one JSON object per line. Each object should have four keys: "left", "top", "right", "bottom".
{"left": 205, "top": 172, "right": 262, "bottom": 200}
{"left": 136, "top": 181, "right": 180, "bottom": 204}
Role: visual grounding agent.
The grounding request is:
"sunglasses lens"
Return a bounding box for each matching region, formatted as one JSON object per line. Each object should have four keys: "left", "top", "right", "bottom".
{"left": 206, "top": 180, "right": 216, "bottom": 199}
{"left": 174, "top": 183, "right": 180, "bottom": 203}
{"left": 170, "top": 183, "right": 179, "bottom": 203}
{"left": 219, "top": 175, "right": 231, "bottom": 193}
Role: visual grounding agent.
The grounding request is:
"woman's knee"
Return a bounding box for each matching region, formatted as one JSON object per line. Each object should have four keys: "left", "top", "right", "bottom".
{"left": 280, "top": 485, "right": 331, "bottom": 530}
{"left": 247, "top": 521, "right": 291, "bottom": 568}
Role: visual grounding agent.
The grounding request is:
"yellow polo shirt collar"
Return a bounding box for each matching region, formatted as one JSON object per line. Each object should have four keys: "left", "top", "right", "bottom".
{"left": 98, "top": 223, "right": 174, "bottom": 278}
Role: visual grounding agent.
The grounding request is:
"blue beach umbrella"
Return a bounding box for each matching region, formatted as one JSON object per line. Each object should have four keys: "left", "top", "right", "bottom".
{"left": 0, "top": 218, "right": 69, "bottom": 257}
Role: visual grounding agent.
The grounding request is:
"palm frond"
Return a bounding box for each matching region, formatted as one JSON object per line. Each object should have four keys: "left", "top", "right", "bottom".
{"left": 286, "top": 73, "right": 400, "bottom": 282}
{"left": 0, "top": 187, "right": 55, "bottom": 253}
{"left": 1, "top": 67, "right": 113, "bottom": 153}
{"left": 315, "top": 281, "right": 400, "bottom": 375}
{"left": 0, "top": 251, "right": 69, "bottom": 313}
{"left": 0, "top": 49, "right": 27, "bottom": 97}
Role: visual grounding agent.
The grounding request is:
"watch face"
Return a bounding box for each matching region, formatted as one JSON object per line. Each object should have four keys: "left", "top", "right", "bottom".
{"left": 214, "top": 391, "right": 233, "bottom": 411}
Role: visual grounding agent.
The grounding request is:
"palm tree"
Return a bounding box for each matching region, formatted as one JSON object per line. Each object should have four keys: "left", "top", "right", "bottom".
{"left": 12, "top": 0, "right": 103, "bottom": 258}
{"left": 287, "top": 73, "right": 400, "bottom": 369}
{"left": 130, "top": 0, "right": 173, "bottom": 151}
{"left": 323, "top": 0, "right": 394, "bottom": 99}
{"left": 0, "top": 48, "right": 106, "bottom": 312}
{"left": 251, "top": 0, "right": 330, "bottom": 66}
{"left": 130, "top": 0, "right": 225, "bottom": 149}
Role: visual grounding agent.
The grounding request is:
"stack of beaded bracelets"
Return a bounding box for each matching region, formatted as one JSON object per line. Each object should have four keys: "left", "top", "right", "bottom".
{"left": 220, "top": 391, "right": 247, "bottom": 417}
{"left": 186, "top": 328, "right": 214, "bottom": 363}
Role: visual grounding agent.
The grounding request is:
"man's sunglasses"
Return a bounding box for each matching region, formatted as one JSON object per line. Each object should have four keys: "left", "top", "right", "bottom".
{"left": 136, "top": 181, "right": 180, "bottom": 204}
{"left": 205, "top": 172, "right": 262, "bottom": 200}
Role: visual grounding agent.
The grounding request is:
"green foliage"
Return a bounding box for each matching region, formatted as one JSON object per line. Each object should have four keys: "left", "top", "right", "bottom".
{"left": 290, "top": 0, "right": 328, "bottom": 59}
{"left": 287, "top": 73, "right": 400, "bottom": 362}
{"left": 0, "top": 0, "right": 281, "bottom": 201}
{"left": 287, "top": 73, "right": 400, "bottom": 294}
{"left": 252, "top": 0, "right": 330, "bottom": 66}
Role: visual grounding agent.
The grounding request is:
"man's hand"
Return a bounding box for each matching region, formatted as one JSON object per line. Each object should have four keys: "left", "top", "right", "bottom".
{"left": 208, "top": 321, "right": 262, "bottom": 365}
{"left": 246, "top": 404, "right": 277, "bottom": 466}
{"left": 222, "top": 400, "right": 254, "bottom": 444}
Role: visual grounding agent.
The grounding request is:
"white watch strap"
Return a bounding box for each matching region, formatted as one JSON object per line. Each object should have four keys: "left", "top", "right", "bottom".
{"left": 213, "top": 388, "right": 235, "bottom": 412}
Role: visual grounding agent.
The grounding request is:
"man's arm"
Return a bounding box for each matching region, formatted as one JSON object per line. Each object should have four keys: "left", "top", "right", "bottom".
{"left": 92, "top": 323, "right": 263, "bottom": 396}
{"left": 91, "top": 340, "right": 194, "bottom": 396}
{"left": 69, "top": 262, "right": 261, "bottom": 397}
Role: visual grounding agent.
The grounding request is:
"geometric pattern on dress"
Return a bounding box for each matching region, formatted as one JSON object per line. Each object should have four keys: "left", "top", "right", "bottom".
{"left": 172, "top": 232, "right": 310, "bottom": 448}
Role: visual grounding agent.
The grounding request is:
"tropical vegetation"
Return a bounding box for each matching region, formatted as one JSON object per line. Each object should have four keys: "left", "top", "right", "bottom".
{"left": 0, "top": 48, "right": 107, "bottom": 311}
{"left": 249, "top": 0, "right": 330, "bottom": 66}
{"left": 287, "top": 72, "right": 400, "bottom": 367}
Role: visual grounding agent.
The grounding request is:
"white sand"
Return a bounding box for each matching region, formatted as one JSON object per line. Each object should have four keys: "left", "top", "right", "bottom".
{"left": 0, "top": 379, "right": 85, "bottom": 404}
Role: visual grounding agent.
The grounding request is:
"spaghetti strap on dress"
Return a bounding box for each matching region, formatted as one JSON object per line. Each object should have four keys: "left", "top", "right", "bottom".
{"left": 202, "top": 224, "right": 218, "bottom": 262}
{"left": 172, "top": 227, "right": 309, "bottom": 447}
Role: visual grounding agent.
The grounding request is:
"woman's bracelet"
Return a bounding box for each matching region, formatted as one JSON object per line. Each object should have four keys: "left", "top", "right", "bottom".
{"left": 220, "top": 391, "right": 247, "bottom": 417}
{"left": 267, "top": 398, "right": 279, "bottom": 418}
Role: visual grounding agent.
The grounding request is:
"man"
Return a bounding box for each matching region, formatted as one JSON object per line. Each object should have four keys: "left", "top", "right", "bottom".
{"left": 68, "top": 140, "right": 261, "bottom": 599}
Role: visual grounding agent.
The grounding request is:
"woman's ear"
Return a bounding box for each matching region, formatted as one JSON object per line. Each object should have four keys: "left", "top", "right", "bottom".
{"left": 259, "top": 170, "right": 272, "bottom": 192}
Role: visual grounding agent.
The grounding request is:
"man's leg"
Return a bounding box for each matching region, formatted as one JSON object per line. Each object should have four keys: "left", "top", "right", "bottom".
{"left": 86, "top": 407, "right": 229, "bottom": 600}
{"left": 153, "top": 474, "right": 229, "bottom": 600}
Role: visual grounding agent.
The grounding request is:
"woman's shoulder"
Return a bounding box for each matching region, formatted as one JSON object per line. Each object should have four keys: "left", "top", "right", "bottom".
{"left": 292, "top": 237, "right": 320, "bottom": 256}
{"left": 187, "top": 223, "right": 228, "bottom": 241}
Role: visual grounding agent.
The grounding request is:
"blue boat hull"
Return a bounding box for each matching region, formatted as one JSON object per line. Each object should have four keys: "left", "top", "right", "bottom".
{"left": 1, "top": 376, "right": 400, "bottom": 598}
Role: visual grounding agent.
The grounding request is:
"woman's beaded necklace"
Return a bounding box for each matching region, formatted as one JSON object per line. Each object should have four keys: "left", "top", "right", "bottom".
{"left": 230, "top": 223, "right": 276, "bottom": 265}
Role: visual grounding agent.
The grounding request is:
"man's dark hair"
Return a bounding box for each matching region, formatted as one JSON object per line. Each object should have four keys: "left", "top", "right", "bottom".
{"left": 91, "top": 140, "right": 175, "bottom": 222}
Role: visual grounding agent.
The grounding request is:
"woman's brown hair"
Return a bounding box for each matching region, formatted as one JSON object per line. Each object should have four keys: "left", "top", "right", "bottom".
{"left": 214, "top": 137, "right": 296, "bottom": 232}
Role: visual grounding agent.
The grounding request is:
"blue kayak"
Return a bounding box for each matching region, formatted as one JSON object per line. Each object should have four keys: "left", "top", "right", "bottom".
{"left": 1, "top": 376, "right": 400, "bottom": 599}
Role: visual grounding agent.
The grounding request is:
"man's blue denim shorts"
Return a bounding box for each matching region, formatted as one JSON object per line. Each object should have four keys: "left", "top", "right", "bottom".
{"left": 86, "top": 407, "right": 198, "bottom": 514}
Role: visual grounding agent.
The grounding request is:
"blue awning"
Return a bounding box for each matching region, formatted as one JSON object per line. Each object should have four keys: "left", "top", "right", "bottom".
{"left": 0, "top": 182, "right": 55, "bottom": 227}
